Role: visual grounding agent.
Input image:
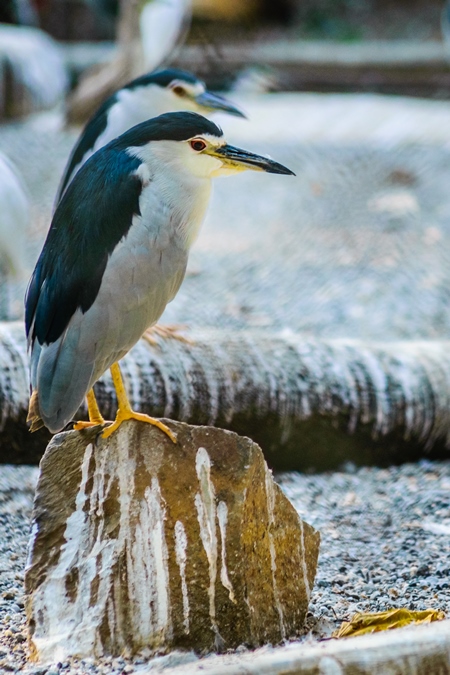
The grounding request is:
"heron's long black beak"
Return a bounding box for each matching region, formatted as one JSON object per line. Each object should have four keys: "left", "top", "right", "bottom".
{"left": 213, "top": 144, "right": 295, "bottom": 175}
{"left": 195, "top": 91, "right": 246, "bottom": 118}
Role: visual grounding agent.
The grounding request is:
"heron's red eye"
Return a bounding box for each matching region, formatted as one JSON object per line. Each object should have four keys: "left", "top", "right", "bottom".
{"left": 190, "top": 139, "right": 207, "bottom": 152}
{"left": 172, "top": 86, "right": 186, "bottom": 96}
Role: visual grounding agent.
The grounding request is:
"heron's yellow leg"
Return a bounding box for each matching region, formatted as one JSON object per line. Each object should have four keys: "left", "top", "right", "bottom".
{"left": 74, "top": 389, "right": 106, "bottom": 430}
{"left": 102, "top": 362, "right": 176, "bottom": 442}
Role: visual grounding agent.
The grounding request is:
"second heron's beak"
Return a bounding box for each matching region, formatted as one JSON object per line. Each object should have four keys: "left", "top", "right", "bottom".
{"left": 195, "top": 91, "right": 246, "bottom": 118}
{"left": 209, "top": 144, "right": 295, "bottom": 175}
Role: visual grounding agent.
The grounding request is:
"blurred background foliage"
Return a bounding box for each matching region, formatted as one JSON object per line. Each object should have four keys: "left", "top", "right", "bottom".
{"left": 1, "top": 0, "right": 444, "bottom": 43}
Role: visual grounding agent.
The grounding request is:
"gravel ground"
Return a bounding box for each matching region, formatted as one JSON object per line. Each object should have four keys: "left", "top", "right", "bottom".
{"left": 0, "top": 459, "right": 449, "bottom": 673}
{"left": 280, "top": 460, "right": 450, "bottom": 626}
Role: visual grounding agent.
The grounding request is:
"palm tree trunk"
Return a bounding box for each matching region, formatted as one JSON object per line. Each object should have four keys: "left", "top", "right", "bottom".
{"left": 4, "top": 322, "right": 450, "bottom": 468}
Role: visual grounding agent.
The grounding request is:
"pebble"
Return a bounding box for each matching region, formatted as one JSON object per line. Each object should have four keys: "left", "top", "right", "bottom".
{"left": 417, "top": 564, "right": 430, "bottom": 576}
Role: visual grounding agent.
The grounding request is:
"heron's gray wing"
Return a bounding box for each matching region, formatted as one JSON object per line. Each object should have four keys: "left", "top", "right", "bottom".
{"left": 26, "top": 144, "right": 144, "bottom": 350}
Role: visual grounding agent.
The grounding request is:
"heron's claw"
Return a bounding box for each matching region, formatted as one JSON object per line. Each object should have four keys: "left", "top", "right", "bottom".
{"left": 75, "top": 364, "right": 176, "bottom": 442}
{"left": 102, "top": 410, "right": 177, "bottom": 442}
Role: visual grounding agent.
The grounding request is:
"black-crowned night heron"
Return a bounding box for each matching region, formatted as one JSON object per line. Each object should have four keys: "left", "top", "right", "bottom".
{"left": 26, "top": 111, "right": 294, "bottom": 440}
{"left": 57, "top": 68, "right": 245, "bottom": 203}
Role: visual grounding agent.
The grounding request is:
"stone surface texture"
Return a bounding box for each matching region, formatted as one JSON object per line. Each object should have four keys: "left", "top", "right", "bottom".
{"left": 24, "top": 421, "right": 319, "bottom": 662}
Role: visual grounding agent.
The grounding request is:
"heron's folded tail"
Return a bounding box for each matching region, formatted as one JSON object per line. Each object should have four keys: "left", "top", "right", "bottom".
{"left": 27, "top": 390, "right": 45, "bottom": 432}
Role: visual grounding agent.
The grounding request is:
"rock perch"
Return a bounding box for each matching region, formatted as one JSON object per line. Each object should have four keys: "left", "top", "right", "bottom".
{"left": 25, "top": 421, "right": 320, "bottom": 662}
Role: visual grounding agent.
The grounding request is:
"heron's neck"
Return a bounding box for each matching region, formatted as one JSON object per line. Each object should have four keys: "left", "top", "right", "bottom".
{"left": 154, "top": 168, "right": 212, "bottom": 250}
{"left": 129, "top": 143, "right": 213, "bottom": 249}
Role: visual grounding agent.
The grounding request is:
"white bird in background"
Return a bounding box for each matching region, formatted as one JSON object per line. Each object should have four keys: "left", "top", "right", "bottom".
{"left": 84, "top": 0, "right": 191, "bottom": 71}
{"left": 0, "top": 152, "right": 29, "bottom": 278}
{"left": 0, "top": 24, "right": 68, "bottom": 113}
{"left": 139, "top": 0, "right": 192, "bottom": 72}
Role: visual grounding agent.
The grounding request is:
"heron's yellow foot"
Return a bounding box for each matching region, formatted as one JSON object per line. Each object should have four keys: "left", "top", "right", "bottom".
{"left": 142, "top": 323, "right": 193, "bottom": 347}
{"left": 102, "top": 409, "right": 177, "bottom": 442}
{"left": 102, "top": 362, "right": 177, "bottom": 443}
{"left": 74, "top": 388, "right": 106, "bottom": 430}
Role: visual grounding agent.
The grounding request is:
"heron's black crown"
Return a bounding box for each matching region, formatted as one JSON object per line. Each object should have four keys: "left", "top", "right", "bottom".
{"left": 125, "top": 68, "right": 202, "bottom": 92}
{"left": 110, "top": 112, "right": 223, "bottom": 150}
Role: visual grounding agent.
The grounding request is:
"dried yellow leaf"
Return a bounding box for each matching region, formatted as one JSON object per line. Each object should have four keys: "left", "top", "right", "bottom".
{"left": 333, "top": 608, "right": 446, "bottom": 639}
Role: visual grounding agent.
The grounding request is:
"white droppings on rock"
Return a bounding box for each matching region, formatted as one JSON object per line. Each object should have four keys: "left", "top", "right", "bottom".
{"left": 148, "top": 479, "right": 171, "bottom": 637}
{"left": 25, "top": 521, "right": 39, "bottom": 570}
{"left": 29, "top": 439, "right": 174, "bottom": 661}
{"left": 30, "top": 442, "right": 97, "bottom": 662}
{"left": 217, "top": 501, "right": 235, "bottom": 604}
{"left": 129, "top": 478, "right": 171, "bottom": 644}
{"left": 264, "top": 467, "right": 286, "bottom": 640}
{"left": 194, "top": 447, "right": 219, "bottom": 636}
{"left": 174, "top": 520, "right": 190, "bottom": 634}
{"left": 298, "top": 519, "right": 311, "bottom": 603}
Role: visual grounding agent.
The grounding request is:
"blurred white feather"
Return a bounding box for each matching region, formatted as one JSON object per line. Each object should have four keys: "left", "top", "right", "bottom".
{"left": 0, "top": 24, "right": 68, "bottom": 112}
{"left": 0, "top": 152, "right": 29, "bottom": 278}
{"left": 231, "top": 65, "right": 278, "bottom": 95}
{"left": 139, "top": 0, "right": 192, "bottom": 72}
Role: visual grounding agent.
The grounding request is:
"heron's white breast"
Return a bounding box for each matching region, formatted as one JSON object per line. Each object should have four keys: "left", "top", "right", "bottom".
{"left": 85, "top": 174, "right": 207, "bottom": 355}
